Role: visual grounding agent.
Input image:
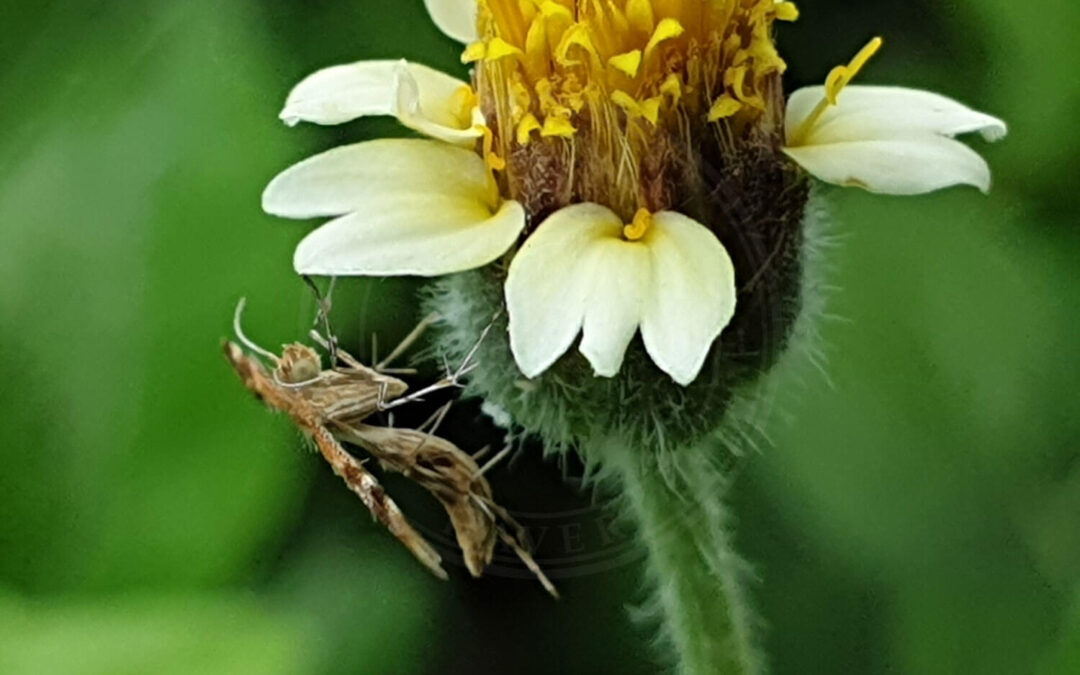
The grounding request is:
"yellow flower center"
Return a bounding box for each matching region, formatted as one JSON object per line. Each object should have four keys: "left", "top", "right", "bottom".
{"left": 469, "top": 0, "right": 798, "bottom": 142}
{"left": 469, "top": 0, "right": 800, "bottom": 220}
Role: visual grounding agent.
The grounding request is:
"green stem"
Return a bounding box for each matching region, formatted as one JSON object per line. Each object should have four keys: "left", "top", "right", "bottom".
{"left": 602, "top": 437, "right": 763, "bottom": 675}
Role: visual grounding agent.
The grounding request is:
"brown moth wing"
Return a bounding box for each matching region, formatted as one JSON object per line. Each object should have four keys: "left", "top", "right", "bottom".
{"left": 222, "top": 341, "right": 447, "bottom": 579}
{"left": 274, "top": 341, "right": 409, "bottom": 426}
{"left": 335, "top": 424, "right": 499, "bottom": 578}
{"left": 297, "top": 372, "right": 404, "bottom": 427}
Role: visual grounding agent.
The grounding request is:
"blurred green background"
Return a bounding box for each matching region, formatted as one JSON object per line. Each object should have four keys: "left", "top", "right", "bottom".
{"left": 1, "top": 0, "right": 1078, "bottom": 673}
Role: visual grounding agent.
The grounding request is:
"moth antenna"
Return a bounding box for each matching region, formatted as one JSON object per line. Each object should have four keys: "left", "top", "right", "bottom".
{"left": 233, "top": 298, "right": 280, "bottom": 364}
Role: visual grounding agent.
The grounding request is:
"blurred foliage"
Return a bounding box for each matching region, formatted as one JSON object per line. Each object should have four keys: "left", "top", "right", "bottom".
{"left": 0, "top": 0, "right": 1077, "bottom": 673}
{"left": 0, "top": 591, "right": 310, "bottom": 675}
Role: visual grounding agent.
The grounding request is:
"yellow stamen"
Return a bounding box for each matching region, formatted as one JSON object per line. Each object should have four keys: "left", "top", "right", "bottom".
{"left": 555, "top": 23, "right": 600, "bottom": 67}
{"left": 659, "top": 73, "right": 682, "bottom": 102}
{"left": 449, "top": 85, "right": 479, "bottom": 126}
{"left": 485, "top": 37, "right": 524, "bottom": 61}
{"left": 788, "top": 36, "right": 883, "bottom": 146}
{"left": 825, "top": 36, "right": 883, "bottom": 104}
{"left": 482, "top": 125, "right": 506, "bottom": 171}
{"left": 516, "top": 113, "right": 542, "bottom": 144}
{"left": 707, "top": 94, "right": 742, "bottom": 122}
{"left": 461, "top": 41, "right": 487, "bottom": 64}
{"left": 623, "top": 208, "right": 653, "bottom": 241}
{"left": 609, "top": 91, "right": 660, "bottom": 125}
{"left": 640, "top": 96, "right": 662, "bottom": 125}
{"left": 608, "top": 50, "right": 643, "bottom": 78}
{"left": 725, "top": 66, "right": 749, "bottom": 101}
{"left": 643, "top": 18, "right": 684, "bottom": 59}
{"left": 540, "top": 115, "right": 576, "bottom": 137}
{"left": 774, "top": 2, "right": 799, "bottom": 22}
{"left": 611, "top": 90, "right": 641, "bottom": 115}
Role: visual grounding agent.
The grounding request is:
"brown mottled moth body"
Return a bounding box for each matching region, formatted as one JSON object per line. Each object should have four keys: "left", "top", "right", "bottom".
{"left": 223, "top": 331, "right": 555, "bottom": 596}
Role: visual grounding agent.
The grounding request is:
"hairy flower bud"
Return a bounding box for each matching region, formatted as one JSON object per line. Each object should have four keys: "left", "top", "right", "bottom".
{"left": 427, "top": 0, "right": 811, "bottom": 448}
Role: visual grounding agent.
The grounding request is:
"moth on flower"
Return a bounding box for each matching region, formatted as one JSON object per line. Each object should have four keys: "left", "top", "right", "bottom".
{"left": 224, "top": 300, "right": 556, "bottom": 595}
{"left": 262, "top": 0, "right": 1005, "bottom": 404}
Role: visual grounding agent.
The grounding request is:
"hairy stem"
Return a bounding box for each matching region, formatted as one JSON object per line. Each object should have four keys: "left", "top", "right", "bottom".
{"left": 602, "top": 437, "right": 764, "bottom": 675}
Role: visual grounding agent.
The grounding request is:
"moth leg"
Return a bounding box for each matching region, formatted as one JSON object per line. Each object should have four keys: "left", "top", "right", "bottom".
{"left": 374, "top": 312, "right": 441, "bottom": 372}
{"left": 378, "top": 341, "right": 481, "bottom": 412}
{"left": 405, "top": 402, "right": 457, "bottom": 463}
{"left": 416, "top": 401, "right": 454, "bottom": 436}
{"left": 474, "top": 442, "right": 514, "bottom": 479}
{"left": 375, "top": 380, "right": 391, "bottom": 411}
{"left": 302, "top": 275, "right": 341, "bottom": 367}
{"left": 308, "top": 329, "right": 369, "bottom": 372}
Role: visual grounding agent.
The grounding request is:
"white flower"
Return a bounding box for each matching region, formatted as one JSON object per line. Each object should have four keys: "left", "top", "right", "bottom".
{"left": 782, "top": 38, "right": 1007, "bottom": 195}
{"left": 264, "top": 3, "right": 1007, "bottom": 387}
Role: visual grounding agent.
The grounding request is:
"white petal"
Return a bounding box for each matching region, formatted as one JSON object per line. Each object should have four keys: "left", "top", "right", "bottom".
{"left": 506, "top": 205, "right": 736, "bottom": 385}
{"left": 786, "top": 85, "right": 1007, "bottom": 145}
{"left": 263, "top": 138, "right": 491, "bottom": 219}
{"left": 578, "top": 238, "right": 651, "bottom": 377}
{"left": 639, "top": 212, "right": 737, "bottom": 386}
{"left": 424, "top": 0, "right": 478, "bottom": 43}
{"left": 392, "top": 64, "right": 485, "bottom": 144}
{"left": 279, "top": 60, "right": 481, "bottom": 144}
{"left": 505, "top": 204, "right": 620, "bottom": 379}
{"left": 782, "top": 136, "right": 992, "bottom": 195}
{"left": 294, "top": 199, "right": 525, "bottom": 276}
